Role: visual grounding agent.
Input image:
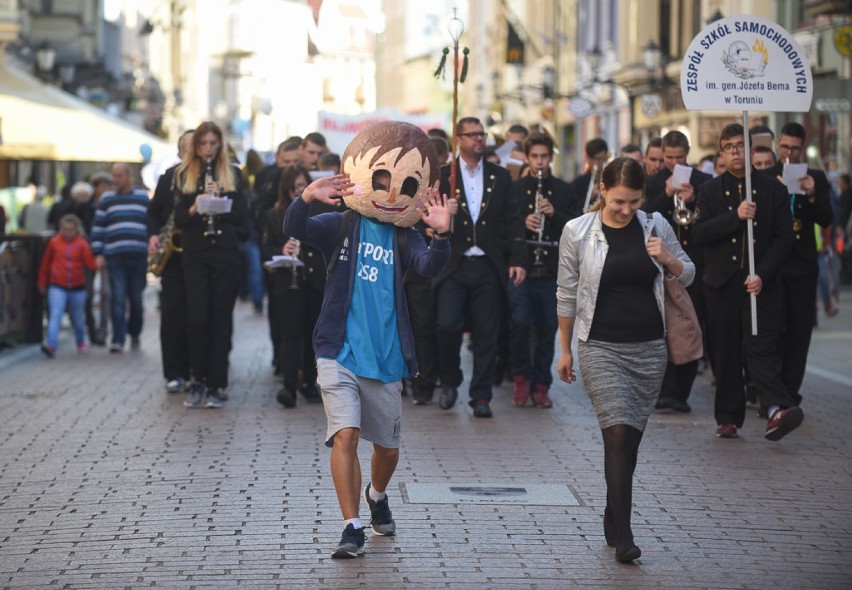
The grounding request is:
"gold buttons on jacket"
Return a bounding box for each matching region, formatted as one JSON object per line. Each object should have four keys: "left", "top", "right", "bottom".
{"left": 732, "top": 256, "right": 737, "bottom": 261}
{"left": 732, "top": 238, "right": 737, "bottom": 243}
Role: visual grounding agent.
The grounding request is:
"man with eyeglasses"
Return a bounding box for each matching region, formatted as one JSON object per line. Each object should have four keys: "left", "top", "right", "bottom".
{"left": 643, "top": 130, "right": 712, "bottom": 414}
{"left": 764, "top": 122, "right": 833, "bottom": 408}
{"left": 693, "top": 123, "right": 799, "bottom": 441}
{"left": 434, "top": 117, "right": 527, "bottom": 418}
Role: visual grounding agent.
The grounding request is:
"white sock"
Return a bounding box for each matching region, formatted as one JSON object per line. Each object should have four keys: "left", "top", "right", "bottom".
{"left": 768, "top": 405, "right": 780, "bottom": 420}
{"left": 344, "top": 517, "right": 363, "bottom": 529}
{"left": 368, "top": 485, "right": 387, "bottom": 502}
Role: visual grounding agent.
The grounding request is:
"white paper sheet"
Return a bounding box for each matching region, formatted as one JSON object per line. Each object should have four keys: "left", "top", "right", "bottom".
{"left": 264, "top": 255, "right": 305, "bottom": 269}
{"left": 196, "top": 195, "right": 233, "bottom": 214}
{"left": 672, "top": 164, "right": 693, "bottom": 188}
{"left": 781, "top": 163, "right": 808, "bottom": 195}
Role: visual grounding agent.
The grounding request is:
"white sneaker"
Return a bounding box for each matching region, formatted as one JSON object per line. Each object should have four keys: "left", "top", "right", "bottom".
{"left": 166, "top": 379, "right": 184, "bottom": 394}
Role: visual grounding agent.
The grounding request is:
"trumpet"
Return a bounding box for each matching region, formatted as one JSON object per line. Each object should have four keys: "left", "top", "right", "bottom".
{"left": 582, "top": 164, "right": 600, "bottom": 212}
{"left": 672, "top": 191, "right": 696, "bottom": 226}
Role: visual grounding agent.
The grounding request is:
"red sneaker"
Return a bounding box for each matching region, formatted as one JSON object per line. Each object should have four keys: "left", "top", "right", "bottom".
{"left": 512, "top": 375, "right": 530, "bottom": 406}
{"left": 531, "top": 384, "right": 553, "bottom": 408}
{"left": 765, "top": 407, "right": 804, "bottom": 441}
{"left": 715, "top": 423, "right": 738, "bottom": 438}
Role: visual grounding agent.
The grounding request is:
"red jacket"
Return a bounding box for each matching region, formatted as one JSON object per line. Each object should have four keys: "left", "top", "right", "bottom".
{"left": 38, "top": 234, "right": 96, "bottom": 290}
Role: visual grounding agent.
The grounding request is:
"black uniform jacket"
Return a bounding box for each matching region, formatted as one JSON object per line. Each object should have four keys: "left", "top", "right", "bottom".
{"left": 510, "top": 172, "right": 582, "bottom": 276}
{"left": 692, "top": 171, "right": 794, "bottom": 289}
{"left": 436, "top": 158, "right": 526, "bottom": 285}
{"left": 174, "top": 165, "right": 250, "bottom": 252}
{"left": 766, "top": 162, "right": 833, "bottom": 276}
{"left": 147, "top": 164, "right": 179, "bottom": 237}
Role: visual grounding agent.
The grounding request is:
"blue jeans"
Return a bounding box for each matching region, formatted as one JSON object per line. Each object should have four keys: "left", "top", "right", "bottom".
{"left": 106, "top": 253, "right": 148, "bottom": 346}
{"left": 46, "top": 286, "right": 87, "bottom": 348}
{"left": 507, "top": 276, "right": 558, "bottom": 387}
{"left": 242, "top": 238, "right": 264, "bottom": 306}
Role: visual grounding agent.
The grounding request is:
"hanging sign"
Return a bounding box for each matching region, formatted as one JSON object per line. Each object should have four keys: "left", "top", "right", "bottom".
{"left": 680, "top": 15, "right": 813, "bottom": 112}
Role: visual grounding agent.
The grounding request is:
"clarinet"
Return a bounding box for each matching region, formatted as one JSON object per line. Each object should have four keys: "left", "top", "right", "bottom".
{"left": 203, "top": 159, "right": 222, "bottom": 238}
{"left": 533, "top": 170, "right": 545, "bottom": 267}
{"left": 288, "top": 239, "right": 301, "bottom": 290}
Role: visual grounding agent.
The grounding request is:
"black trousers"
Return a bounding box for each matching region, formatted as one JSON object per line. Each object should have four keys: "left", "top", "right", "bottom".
{"left": 159, "top": 253, "right": 190, "bottom": 382}
{"left": 659, "top": 265, "right": 705, "bottom": 402}
{"left": 183, "top": 247, "right": 241, "bottom": 390}
{"left": 780, "top": 272, "right": 818, "bottom": 405}
{"left": 703, "top": 272, "right": 794, "bottom": 427}
{"left": 269, "top": 267, "right": 321, "bottom": 390}
{"left": 405, "top": 272, "right": 437, "bottom": 393}
{"left": 436, "top": 257, "right": 502, "bottom": 403}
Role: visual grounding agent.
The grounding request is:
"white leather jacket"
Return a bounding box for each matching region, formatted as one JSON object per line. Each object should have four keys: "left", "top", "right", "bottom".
{"left": 556, "top": 209, "right": 695, "bottom": 342}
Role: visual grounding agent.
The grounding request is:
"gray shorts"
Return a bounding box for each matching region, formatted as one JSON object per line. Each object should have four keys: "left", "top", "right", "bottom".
{"left": 316, "top": 358, "right": 403, "bottom": 448}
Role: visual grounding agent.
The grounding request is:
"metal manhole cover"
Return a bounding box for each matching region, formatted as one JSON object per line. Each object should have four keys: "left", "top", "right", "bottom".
{"left": 402, "top": 483, "right": 580, "bottom": 506}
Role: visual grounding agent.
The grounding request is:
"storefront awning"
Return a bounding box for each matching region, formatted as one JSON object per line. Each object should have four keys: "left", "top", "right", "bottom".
{"left": 0, "top": 60, "right": 172, "bottom": 162}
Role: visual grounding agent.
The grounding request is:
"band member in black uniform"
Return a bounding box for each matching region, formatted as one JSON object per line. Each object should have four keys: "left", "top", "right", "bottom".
{"left": 261, "top": 165, "right": 325, "bottom": 408}
{"left": 174, "top": 121, "right": 249, "bottom": 409}
{"left": 766, "top": 122, "right": 833, "bottom": 406}
{"left": 642, "top": 130, "right": 712, "bottom": 413}
{"left": 435, "top": 116, "right": 527, "bottom": 418}
{"left": 148, "top": 129, "right": 194, "bottom": 394}
{"left": 693, "top": 123, "right": 800, "bottom": 441}
{"left": 508, "top": 132, "right": 582, "bottom": 408}
{"left": 570, "top": 138, "right": 609, "bottom": 210}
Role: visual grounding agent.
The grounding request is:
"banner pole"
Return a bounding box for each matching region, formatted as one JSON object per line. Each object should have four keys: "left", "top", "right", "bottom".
{"left": 743, "top": 110, "right": 758, "bottom": 336}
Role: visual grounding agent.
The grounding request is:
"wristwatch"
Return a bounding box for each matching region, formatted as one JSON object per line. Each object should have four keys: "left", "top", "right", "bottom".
{"left": 432, "top": 230, "right": 450, "bottom": 239}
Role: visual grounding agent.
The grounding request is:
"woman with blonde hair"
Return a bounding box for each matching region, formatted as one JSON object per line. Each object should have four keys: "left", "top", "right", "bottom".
{"left": 174, "top": 121, "right": 249, "bottom": 408}
{"left": 556, "top": 157, "right": 694, "bottom": 562}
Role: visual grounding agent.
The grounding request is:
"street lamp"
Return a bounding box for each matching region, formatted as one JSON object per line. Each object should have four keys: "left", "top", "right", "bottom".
{"left": 35, "top": 42, "right": 56, "bottom": 77}
{"left": 642, "top": 39, "right": 662, "bottom": 82}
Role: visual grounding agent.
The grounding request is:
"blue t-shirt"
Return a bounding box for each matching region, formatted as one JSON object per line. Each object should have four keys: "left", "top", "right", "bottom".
{"left": 336, "top": 217, "right": 406, "bottom": 382}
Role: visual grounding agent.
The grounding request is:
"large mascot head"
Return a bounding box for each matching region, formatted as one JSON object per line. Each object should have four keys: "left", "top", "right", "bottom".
{"left": 342, "top": 121, "right": 440, "bottom": 227}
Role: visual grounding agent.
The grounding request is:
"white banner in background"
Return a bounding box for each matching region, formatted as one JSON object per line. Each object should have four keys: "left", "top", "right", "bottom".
{"left": 318, "top": 108, "right": 451, "bottom": 155}
{"left": 681, "top": 15, "right": 813, "bottom": 112}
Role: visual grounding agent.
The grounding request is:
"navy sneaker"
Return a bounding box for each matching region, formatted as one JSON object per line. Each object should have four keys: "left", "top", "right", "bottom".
{"left": 183, "top": 383, "right": 206, "bottom": 408}
{"left": 364, "top": 483, "right": 396, "bottom": 536}
{"left": 331, "top": 524, "right": 365, "bottom": 558}
{"left": 204, "top": 389, "right": 224, "bottom": 409}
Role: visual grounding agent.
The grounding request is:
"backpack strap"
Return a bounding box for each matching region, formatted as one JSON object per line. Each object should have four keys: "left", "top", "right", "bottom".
{"left": 326, "top": 209, "right": 356, "bottom": 276}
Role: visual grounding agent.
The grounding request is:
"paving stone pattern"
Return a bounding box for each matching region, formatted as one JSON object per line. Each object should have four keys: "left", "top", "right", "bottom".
{"left": 0, "top": 288, "right": 850, "bottom": 589}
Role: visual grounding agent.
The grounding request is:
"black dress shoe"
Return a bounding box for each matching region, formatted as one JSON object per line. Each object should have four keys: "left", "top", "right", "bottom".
{"left": 473, "top": 400, "right": 492, "bottom": 418}
{"left": 439, "top": 386, "right": 457, "bottom": 410}
{"left": 655, "top": 396, "right": 673, "bottom": 410}
{"left": 671, "top": 399, "right": 691, "bottom": 413}
{"left": 615, "top": 544, "right": 641, "bottom": 563}
{"left": 276, "top": 387, "right": 296, "bottom": 408}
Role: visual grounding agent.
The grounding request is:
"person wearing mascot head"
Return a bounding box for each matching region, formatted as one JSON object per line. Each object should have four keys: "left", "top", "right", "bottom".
{"left": 283, "top": 121, "right": 452, "bottom": 559}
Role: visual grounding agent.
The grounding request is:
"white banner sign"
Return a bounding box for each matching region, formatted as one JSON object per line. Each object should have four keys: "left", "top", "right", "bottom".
{"left": 318, "top": 108, "right": 450, "bottom": 155}
{"left": 681, "top": 15, "right": 813, "bottom": 112}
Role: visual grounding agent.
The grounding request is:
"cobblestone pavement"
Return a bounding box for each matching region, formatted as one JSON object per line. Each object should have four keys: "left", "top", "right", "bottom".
{"left": 0, "top": 286, "right": 850, "bottom": 589}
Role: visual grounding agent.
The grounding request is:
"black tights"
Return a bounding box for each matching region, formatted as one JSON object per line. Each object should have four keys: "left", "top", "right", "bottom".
{"left": 602, "top": 424, "right": 644, "bottom": 550}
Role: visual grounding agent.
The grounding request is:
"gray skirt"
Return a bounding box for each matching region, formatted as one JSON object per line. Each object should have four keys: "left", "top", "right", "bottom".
{"left": 578, "top": 339, "right": 668, "bottom": 431}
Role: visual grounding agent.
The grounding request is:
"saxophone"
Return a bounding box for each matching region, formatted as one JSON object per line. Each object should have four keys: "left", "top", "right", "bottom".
{"left": 148, "top": 179, "right": 183, "bottom": 277}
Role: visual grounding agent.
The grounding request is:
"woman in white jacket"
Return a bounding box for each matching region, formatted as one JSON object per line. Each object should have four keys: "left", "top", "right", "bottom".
{"left": 556, "top": 157, "right": 694, "bottom": 563}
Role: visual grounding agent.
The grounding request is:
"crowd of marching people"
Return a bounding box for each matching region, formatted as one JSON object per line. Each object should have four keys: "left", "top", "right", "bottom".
{"left": 26, "top": 118, "right": 849, "bottom": 421}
